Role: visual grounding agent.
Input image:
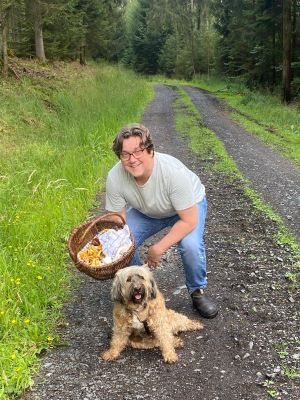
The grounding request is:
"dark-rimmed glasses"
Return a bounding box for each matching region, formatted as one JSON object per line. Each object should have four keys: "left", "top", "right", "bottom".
{"left": 120, "top": 147, "right": 148, "bottom": 161}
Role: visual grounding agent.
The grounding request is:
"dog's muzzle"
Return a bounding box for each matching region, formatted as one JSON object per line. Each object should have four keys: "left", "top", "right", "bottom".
{"left": 131, "top": 287, "right": 145, "bottom": 304}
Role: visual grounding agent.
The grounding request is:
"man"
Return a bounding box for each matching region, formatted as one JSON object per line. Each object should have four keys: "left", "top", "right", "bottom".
{"left": 105, "top": 123, "right": 218, "bottom": 319}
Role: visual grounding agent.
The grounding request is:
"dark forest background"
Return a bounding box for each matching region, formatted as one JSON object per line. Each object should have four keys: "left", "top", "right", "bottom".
{"left": 1, "top": 0, "right": 299, "bottom": 102}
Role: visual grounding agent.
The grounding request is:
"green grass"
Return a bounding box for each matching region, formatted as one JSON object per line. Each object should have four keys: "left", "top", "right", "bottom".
{"left": 174, "top": 87, "right": 240, "bottom": 178}
{"left": 0, "top": 62, "right": 154, "bottom": 398}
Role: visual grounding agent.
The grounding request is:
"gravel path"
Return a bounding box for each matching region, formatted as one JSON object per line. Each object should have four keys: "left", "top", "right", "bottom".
{"left": 183, "top": 85, "right": 300, "bottom": 241}
{"left": 22, "top": 84, "right": 299, "bottom": 400}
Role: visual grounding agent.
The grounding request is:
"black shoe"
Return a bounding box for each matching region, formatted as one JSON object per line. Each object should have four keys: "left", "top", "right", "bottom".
{"left": 191, "top": 289, "right": 218, "bottom": 319}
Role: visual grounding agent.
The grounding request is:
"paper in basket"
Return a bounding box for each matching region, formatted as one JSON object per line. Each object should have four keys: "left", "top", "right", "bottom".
{"left": 94, "top": 224, "right": 132, "bottom": 264}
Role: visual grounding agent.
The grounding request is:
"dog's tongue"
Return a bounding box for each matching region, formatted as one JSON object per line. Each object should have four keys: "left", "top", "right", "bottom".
{"left": 134, "top": 293, "right": 142, "bottom": 300}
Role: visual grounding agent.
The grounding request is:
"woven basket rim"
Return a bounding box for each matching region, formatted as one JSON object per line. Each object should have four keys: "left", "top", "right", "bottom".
{"left": 68, "top": 213, "right": 135, "bottom": 279}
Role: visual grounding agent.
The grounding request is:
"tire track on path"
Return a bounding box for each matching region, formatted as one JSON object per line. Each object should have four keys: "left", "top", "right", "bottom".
{"left": 183, "top": 85, "right": 300, "bottom": 242}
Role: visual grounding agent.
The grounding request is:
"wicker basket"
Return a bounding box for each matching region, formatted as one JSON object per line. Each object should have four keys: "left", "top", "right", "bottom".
{"left": 68, "top": 213, "right": 135, "bottom": 280}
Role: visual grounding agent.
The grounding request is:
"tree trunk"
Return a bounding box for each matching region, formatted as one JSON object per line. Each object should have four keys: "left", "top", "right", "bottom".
{"left": 271, "top": 0, "right": 276, "bottom": 87}
{"left": 282, "top": 0, "right": 292, "bottom": 103}
{"left": 34, "top": 21, "right": 46, "bottom": 61}
{"left": 291, "top": 0, "right": 297, "bottom": 75}
{"left": 79, "top": 45, "right": 86, "bottom": 65}
{"left": 27, "top": 0, "right": 46, "bottom": 61}
{"left": 190, "top": 0, "right": 196, "bottom": 78}
{"left": 2, "top": 10, "right": 9, "bottom": 78}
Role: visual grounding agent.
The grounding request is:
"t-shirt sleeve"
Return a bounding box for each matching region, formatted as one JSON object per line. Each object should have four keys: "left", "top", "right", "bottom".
{"left": 169, "top": 167, "right": 196, "bottom": 210}
{"left": 105, "top": 171, "right": 126, "bottom": 212}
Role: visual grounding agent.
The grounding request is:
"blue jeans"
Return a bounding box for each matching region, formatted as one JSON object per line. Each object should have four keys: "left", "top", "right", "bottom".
{"left": 126, "top": 197, "right": 207, "bottom": 294}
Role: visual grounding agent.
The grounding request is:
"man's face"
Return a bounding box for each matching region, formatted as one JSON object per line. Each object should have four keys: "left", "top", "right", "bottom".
{"left": 120, "top": 136, "right": 154, "bottom": 183}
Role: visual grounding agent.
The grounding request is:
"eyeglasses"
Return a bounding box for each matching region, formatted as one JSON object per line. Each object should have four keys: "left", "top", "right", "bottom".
{"left": 119, "top": 147, "right": 148, "bottom": 161}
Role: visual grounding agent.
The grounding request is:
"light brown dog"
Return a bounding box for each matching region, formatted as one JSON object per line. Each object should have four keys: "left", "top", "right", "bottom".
{"left": 101, "top": 265, "right": 203, "bottom": 363}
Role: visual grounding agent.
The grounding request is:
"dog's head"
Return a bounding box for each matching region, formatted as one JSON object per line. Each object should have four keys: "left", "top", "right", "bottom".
{"left": 111, "top": 265, "right": 158, "bottom": 308}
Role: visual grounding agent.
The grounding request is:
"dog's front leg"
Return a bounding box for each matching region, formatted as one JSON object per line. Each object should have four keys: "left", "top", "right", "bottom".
{"left": 101, "top": 327, "right": 131, "bottom": 361}
{"left": 152, "top": 326, "right": 178, "bottom": 364}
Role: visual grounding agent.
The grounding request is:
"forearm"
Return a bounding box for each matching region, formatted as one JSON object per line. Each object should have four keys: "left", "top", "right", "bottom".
{"left": 155, "top": 219, "right": 196, "bottom": 254}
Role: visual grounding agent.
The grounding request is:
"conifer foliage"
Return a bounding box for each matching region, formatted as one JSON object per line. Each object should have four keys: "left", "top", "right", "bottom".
{"left": 123, "top": 0, "right": 300, "bottom": 100}
{"left": 0, "top": 0, "right": 125, "bottom": 68}
{"left": 1, "top": 0, "right": 300, "bottom": 101}
{"left": 122, "top": 0, "right": 217, "bottom": 79}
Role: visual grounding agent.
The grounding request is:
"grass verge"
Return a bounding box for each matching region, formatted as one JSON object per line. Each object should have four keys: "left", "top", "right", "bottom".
{"left": 0, "top": 61, "right": 153, "bottom": 398}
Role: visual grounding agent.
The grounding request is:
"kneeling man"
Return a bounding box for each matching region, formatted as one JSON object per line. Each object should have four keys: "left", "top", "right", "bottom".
{"left": 105, "top": 123, "right": 218, "bottom": 319}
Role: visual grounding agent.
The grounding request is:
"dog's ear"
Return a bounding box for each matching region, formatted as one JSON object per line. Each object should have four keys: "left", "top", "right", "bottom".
{"left": 111, "top": 274, "right": 124, "bottom": 303}
{"left": 150, "top": 278, "right": 158, "bottom": 299}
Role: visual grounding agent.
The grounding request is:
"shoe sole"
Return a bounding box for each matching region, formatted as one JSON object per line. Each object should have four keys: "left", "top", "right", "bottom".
{"left": 193, "top": 307, "right": 218, "bottom": 319}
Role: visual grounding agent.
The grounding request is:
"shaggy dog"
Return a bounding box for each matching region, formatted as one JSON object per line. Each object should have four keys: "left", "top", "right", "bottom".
{"left": 101, "top": 265, "right": 203, "bottom": 363}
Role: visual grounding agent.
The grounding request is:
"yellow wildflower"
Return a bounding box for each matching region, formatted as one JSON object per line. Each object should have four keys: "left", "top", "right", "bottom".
{"left": 11, "top": 353, "right": 16, "bottom": 360}
{"left": 37, "top": 275, "right": 43, "bottom": 280}
{"left": 11, "top": 319, "right": 17, "bottom": 324}
{"left": 24, "top": 319, "right": 30, "bottom": 324}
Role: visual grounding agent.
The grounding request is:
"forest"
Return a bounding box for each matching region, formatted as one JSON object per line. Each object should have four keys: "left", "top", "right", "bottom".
{"left": 0, "top": 0, "right": 299, "bottom": 103}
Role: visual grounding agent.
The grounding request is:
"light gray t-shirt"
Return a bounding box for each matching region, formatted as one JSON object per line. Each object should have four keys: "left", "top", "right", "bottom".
{"left": 105, "top": 152, "right": 205, "bottom": 218}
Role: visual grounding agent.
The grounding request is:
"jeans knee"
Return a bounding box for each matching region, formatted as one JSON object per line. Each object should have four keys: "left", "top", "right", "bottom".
{"left": 179, "top": 238, "right": 205, "bottom": 257}
{"left": 181, "top": 247, "right": 202, "bottom": 263}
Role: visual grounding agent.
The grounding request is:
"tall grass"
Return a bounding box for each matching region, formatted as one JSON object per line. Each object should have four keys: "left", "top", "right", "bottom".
{"left": 0, "top": 63, "right": 153, "bottom": 398}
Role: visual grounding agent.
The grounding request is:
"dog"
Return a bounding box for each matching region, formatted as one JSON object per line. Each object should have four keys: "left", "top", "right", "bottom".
{"left": 101, "top": 265, "right": 203, "bottom": 363}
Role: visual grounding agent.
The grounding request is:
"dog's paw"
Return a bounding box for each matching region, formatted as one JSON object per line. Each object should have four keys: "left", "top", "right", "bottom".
{"left": 174, "top": 337, "right": 184, "bottom": 348}
{"left": 163, "top": 351, "right": 178, "bottom": 364}
{"left": 189, "top": 320, "right": 204, "bottom": 330}
{"left": 101, "top": 349, "right": 119, "bottom": 361}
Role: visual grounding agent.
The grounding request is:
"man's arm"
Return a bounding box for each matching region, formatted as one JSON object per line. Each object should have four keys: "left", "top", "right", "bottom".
{"left": 145, "top": 204, "right": 198, "bottom": 267}
{"left": 117, "top": 208, "right": 126, "bottom": 220}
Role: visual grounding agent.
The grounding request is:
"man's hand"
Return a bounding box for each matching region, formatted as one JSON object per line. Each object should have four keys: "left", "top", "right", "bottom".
{"left": 145, "top": 244, "right": 163, "bottom": 268}
{"left": 144, "top": 205, "right": 199, "bottom": 268}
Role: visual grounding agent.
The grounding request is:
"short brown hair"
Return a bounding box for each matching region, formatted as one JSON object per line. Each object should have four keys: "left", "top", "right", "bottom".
{"left": 112, "top": 123, "right": 154, "bottom": 158}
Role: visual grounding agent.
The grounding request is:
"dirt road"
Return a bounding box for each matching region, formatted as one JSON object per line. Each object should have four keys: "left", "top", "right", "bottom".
{"left": 22, "top": 85, "right": 300, "bottom": 400}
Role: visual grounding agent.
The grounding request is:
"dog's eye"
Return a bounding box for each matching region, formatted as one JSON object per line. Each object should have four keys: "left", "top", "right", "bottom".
{"left": 137, "top": 274, "right": 145, "bottom": 280}
{"left": 126, "top": 277, "right": 132, "bottom": 282}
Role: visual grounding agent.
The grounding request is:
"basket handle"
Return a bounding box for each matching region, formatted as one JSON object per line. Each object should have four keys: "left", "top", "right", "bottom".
{"left": 78, "top": 212, "right": 126, "bottom": 248}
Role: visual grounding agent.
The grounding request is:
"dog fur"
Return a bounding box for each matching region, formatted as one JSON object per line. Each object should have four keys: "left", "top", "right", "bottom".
{"left": 101, "top": 265, "right": 203, "bottom": 363}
